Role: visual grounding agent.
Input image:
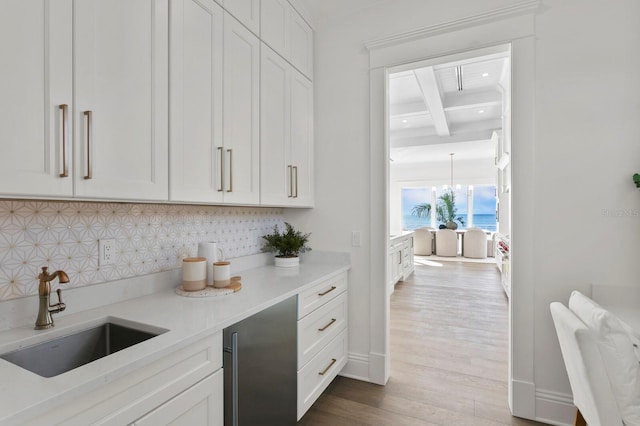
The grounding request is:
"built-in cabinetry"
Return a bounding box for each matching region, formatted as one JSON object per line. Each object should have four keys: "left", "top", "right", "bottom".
{"left": 169, "top": 4, "right": 260, "bottom": 205}
{"left": 388, "top": 233, "right": 415, "bottom": 295}
{"left": 495, "top": 233, "right": 510, "bottom": 298}
{"left": 223, "top": 0, "right": 260, "bottom": 36}
{"left": 0, "top": 0, "right": 313, "bottom": 208}
{"left": 0, "top": 0, "right": 168, "bottom": 201}
{"left": 26, "top": 332, "right": 223, "bottom": 425}
{"left": 221, "top": 12, "right": 261, "bottom": 204}
{"left": 260, "top": 44, "right": 314, "bottom": 206}
{"left": 261, "top": 0, "right": 313, "bottom": 79}
{"left": 169, "top": 0, "right": 224, "bottom": 203}
{"left": 0, "top": 0, "right": 73, "bottom": 197}
{"left": 297, "top": 272, "right": 348, "bottom": 420}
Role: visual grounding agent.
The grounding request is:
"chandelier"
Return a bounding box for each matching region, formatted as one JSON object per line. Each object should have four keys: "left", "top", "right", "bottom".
{"left": 442, "top": 153, "right": 461, "bottom": 193}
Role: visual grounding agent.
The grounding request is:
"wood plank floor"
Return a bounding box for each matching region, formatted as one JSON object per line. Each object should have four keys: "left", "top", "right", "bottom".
{"left": 298, "top": 260, "right": 547, "bottom": 425}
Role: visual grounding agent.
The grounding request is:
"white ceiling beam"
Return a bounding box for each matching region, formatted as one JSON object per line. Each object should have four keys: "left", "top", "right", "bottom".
{"left": 413, "top": 67, "right": 450, "bottom": 136}
{"left": 389, "top": 101, "right": 428, "bottom": 117}
{"left": 443, "top": 89, "right": 502, "bottom": 110}
{"left": 391, "top": 129, "right": 496, "bottom": 148}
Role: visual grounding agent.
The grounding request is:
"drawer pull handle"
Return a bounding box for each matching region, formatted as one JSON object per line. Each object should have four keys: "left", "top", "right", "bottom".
{"left": 318, "top": 358, "right": 337, "bottom": 376}
{"left": 318, "top": 286, "right": 336, "bottom": 297}
{"left": 318, "top": 318, "right": 336, "bottom": 332}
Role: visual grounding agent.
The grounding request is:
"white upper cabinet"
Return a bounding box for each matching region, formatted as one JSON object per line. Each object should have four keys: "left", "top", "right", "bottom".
{"left": 169, "top": 0, "right": 224, "bottom": 203}
{"left": 73, "top": 0, "right": 169, "bottom": 201}
{"left": 260, "top": 44, "right": 313, "bottom": 207}
{"left": 261, "top": 0, "right": 313, "bottom": 79}
{"left": 0, "top": 0, "right": 73, "bottom": 197}
{"left": 222, "top": 12, "right": 260, "bottom": 205}
{"left": 289, "top": 10, "right": 313, "bottom": 79}
{"left": 223, "top": 0, "right": 260, "bottom": 36}
{"left": 289, "top": 67, "right": 314, "bottom": 206}
{"left": 261, "top": 0, "right": 288, "bottom": 57}
{"left": 260, "top": 45, "right": 291, "bottom": 206}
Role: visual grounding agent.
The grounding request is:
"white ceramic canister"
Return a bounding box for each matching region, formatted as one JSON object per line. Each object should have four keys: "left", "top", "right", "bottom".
{"left": 182, "top": 257, "right": 207, "bottom": 291}
{"left": 213, "top": 261, "right": 231, "bottom": 288}
{"left": 197, "top": 242, "right": 225, "bottom": 286}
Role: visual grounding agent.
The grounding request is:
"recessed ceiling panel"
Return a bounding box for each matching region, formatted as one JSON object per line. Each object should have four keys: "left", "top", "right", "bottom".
{"left": 435, "top": 57, "right": 506, "bottom": 94}
{"left": 447, "top": 105, "right": 502, "bottom": 126}
{"left": 389, "top": 113, "right": 433, "bottom": 131}
{"left": 389, "top": 71, "right": 424, "bottom": 106}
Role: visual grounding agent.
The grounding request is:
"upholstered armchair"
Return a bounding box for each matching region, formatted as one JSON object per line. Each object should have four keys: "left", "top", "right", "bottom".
{"left": 435, "top": 229, "right": 457, "bottom": 257}
{"left": 463, "top": 228, "right": 487, "bottom": 259}
{"left": 414, "top": 227, "right": 434, "bottom": 255}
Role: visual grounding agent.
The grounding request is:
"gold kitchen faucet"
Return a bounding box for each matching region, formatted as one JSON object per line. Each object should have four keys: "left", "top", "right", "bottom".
{"left": 34, "top": 266, "right": 69, "bottom": 330}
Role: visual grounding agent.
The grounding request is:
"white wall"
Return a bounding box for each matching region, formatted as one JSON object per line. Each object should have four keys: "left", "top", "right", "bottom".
{"left": 287, "top": 0, "right": 640, "bottom": 423}
{"left": 533, "top": 0, "right": 640, "bottom": 410}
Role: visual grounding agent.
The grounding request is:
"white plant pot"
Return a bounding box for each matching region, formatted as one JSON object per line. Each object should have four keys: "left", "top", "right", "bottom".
{"left": 274, "top": 256, "right": 299, "bottom": 268}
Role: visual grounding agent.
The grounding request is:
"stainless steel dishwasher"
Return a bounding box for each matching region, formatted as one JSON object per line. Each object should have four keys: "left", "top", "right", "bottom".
{"left": 223, "top": 296, "right": 297, "bottom": 425}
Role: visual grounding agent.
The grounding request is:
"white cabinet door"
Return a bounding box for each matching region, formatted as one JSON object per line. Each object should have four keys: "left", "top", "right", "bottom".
{"left": 223, "top": 12, "right": 260, "bottom": 205}
{"left": 290, "top": 11, "right": 313, "bottom": 79}
{"left": 260, "top": 45, "right": 291, "bottom": 206}
{"left": 134, "top": 370, "right": 223, "bottom": 426}
{"left": 260, "top": 44, "right": 313, "bottom": 207}
{"left": 74, "top": 0, "right": 168, "bottom": 201}
{"left": 0, "top": 0, "right": 73, "bottom": 197}
{"left": 261, "top": 0, "right": 313, "bottom": 79}
{"left": 169, "top": 0, "right": 224, "bottom": 203}
{"left": 290, "top": 68, "right": 314, "bottom": 206}
{"left": 223, "top": 0, "right": 260, "bottom": 36}
{"left": 260, "top": 0, "right": 289, "bottom": 58}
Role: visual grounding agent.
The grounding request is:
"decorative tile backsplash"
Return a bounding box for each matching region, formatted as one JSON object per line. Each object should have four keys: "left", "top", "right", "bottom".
{"left": 0, "top": 200, "right": 284, "bottom": 301}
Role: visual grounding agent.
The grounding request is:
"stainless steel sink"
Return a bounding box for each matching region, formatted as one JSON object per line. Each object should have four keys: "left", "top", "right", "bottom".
{"left": 0, "top": 320, "right": 167, "bottom": 378}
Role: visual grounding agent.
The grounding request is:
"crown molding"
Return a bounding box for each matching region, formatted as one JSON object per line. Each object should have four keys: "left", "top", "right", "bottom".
{"left": 364, "top": 0, "right": 541, "bottom": 51}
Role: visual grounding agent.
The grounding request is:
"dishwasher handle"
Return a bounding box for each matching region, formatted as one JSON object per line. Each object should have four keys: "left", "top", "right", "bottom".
{"left": 224, "top": 332, "right": 239, "bottom": 426}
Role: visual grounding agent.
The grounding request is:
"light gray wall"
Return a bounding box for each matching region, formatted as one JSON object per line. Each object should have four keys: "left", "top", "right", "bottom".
{"left": 286, "top": 0, "right": 640, "bottom": 423}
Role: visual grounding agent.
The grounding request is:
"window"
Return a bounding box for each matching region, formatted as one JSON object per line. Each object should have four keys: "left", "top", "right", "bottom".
{"left": 402, "top": 185, "right": 496, "bottom": 231}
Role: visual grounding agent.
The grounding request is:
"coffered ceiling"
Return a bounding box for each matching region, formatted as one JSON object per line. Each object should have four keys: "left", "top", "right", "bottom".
{"left": 389, "top": 51, "right": 509, "bottom": 164}
{"left": 299, "top": 0, "right": 510, "bottom": 165}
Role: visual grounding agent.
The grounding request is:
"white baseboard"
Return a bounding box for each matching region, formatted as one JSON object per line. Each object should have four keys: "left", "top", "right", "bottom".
{"left": 535, "top": 389, "right": 574, "bottom": 426}
{"left": 339, "top": 352, "right": 370, "bottom": 382}
{"left": 511, "top": 379, "right": 536, "bottom": 418}
{"left": 368, "top": 351, "right": 388, "bottom": 385}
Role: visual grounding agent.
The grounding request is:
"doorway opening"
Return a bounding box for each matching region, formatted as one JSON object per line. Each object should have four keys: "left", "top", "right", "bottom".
{"left": 386, "top": 42, "right": 513, "bottom": 399}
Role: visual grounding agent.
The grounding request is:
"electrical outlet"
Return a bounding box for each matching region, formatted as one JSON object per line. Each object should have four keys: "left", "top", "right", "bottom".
{"left": 99, "top": 239, "right": 116, "bottom": 266}
{"left": 351, "top": 231, "right": 361, "bottom": 247}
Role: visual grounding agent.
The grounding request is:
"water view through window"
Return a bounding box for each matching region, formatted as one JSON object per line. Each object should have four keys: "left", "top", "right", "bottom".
{"left": 402, "top": 185, "right": 497, "bottom": 232}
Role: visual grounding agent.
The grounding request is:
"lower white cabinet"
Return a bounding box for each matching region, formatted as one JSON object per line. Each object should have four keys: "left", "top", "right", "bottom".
{"left": 132, "top": 370, "right": 223, "bottom": 426}
{"left": 296, "top": 272, "right": 348, "bottom": 420}
{"left": 388, "top": 232, "right": 414, "bottom": 295}
{"left": 25, "top": 332, "right": 222, "bottom": 425}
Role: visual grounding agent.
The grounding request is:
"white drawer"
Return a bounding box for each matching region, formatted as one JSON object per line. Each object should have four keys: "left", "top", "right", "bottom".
{"left": 27, "top": 332, "right": 222, "bottom": 426}
{"left": 297, "top": 329, "right": 347, "bottom": 420}
{"left": 298, "top": 292, "right": 347, "bottom": 368}
{"left": 297, "top": 272, "right": 347, "bottom": 319}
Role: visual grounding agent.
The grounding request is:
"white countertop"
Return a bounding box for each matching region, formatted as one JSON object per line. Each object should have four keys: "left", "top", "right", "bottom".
{"left": 0, "top": 252, "right": 350, "bottom": 424}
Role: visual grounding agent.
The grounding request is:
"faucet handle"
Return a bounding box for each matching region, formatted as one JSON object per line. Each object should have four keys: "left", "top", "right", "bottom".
{"left": 50, "top": 288, "right": 66, "bottom": 314}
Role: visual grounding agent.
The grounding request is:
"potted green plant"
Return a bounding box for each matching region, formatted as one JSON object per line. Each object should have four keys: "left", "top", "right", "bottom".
{"left": 436, "top": 191, "right": 465, "bottom": 230}
{"left": 261, "top": 222, "right": 311, "bottom": 267}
